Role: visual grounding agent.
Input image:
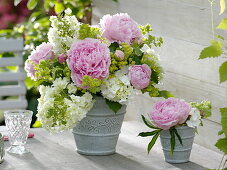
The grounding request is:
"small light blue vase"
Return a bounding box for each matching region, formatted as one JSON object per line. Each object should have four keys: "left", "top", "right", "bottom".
{"left": 160, "top": 126, "right": 195, "bottom": 163}
{"left": 72, "top": 97, "right": 126, "bottom": 155}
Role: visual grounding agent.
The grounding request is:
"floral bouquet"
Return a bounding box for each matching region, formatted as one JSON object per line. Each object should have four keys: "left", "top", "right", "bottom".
{"left": 139, "top": 98, "right": 211, "bottom": 155}
{"left": 24, "top": 9, "right": 165, "bottom": 133}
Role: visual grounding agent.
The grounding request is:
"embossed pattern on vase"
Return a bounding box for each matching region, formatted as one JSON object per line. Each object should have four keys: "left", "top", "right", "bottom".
{"left": 72, "top": 97, "right": 126, "bottom": 155}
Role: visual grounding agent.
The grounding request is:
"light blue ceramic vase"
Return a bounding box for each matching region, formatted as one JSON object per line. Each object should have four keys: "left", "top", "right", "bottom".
{"left": 72, "top": 97, "right": 126, "bottom": 155}
{"left": 160, "top": 126, "right": 195, "bottom": 163}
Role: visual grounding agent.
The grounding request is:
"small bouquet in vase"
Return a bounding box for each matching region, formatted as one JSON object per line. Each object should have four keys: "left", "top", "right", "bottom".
{"left": 139, "top": 98, "right": 211, "bottom": 163}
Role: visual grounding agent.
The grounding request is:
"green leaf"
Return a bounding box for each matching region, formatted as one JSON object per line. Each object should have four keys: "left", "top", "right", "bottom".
{"left": 109, "top": 42, "right": 119, "bottom": 53}
{"left": 138, "top": 129, "right": 161, "bottom": 137}
{"left": 158, "top": 90, "right": 175, "bottom": 99}
{"left": 55, "top": 2, "right": 64, "bottom": 14}
{"left": 220, "top": 108, "right": 227, "bottom": 136}
{"left": 141, "top": 115, "right": 159, "bottom": 129}
{"left": 217, "top": 18, "right": 227, "bottom": 29}
{"left": 218, "top": 130, "right": 224, "bottom": 135}
{"left": 215, "top": 34, "right": 225, "bottom": 40}
{"left": 173, "top": 128, "right": 183, "bottom": 146}
{"left": 199, "top": 40, "right": 223, "bottom": 59}
{"left": 219, "top": 61, "right": 227, "bottom": 83}
{"left": 147, "top": 132, "right": 160, "bottom": 153}
{"left": 25, "top": 77, "right": 36, "bottom": 89}
{"left": 14, "top": 0, "right": 22, "bottom": 6}
{"left": 215, "top": 138, "right": 227, "bottom": 154}
{"left": 220, "top": 0, "right": 226, "bottom": 15}
{"left": 105, "top": 99, "right": 122, "bottom": 113}
{"left": 170, "top": 130, "right": 175, "bottom": 155}
{"left": 32, "top": 120, "right": 42, "bottom": 128}
{"left": 27, "top": 0, "right": 38, "bottom": 10}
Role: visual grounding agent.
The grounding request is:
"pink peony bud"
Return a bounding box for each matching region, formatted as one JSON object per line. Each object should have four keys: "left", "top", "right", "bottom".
{"left": 58, "top": 54, "right": 66, "bottom": 63}
{"left": 115, "top": 50, "right": 124, "bottom": 60}
{"left": 128, "top": 64, "right": 151, "bottom": 90}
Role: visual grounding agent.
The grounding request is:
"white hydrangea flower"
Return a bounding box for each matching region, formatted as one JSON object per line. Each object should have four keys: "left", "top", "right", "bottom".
{"left": 48, "top": 12, "right": 80, "bottom": 54}
{"left": 186, "top": 108, "right": 201, "bottom": 128}
{"left": 67, "top": 83, "right": 77, "bottom": 94}
{"left": 37, "top": 81, "right": 94, "bottom": 133}
{"left": 101, "top": 67, "right": 134, "bottom": 104}
{"left": 52, "top": 77, "right": 69, "bottom": 90}
{"left": 65, "top": 8, "right": 72, "bottom": 15}
{"left": 141, "top": 44, "right": 160, "bottom": 59}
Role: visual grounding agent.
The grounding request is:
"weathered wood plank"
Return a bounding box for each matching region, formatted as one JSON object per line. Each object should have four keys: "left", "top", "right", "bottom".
{"left": 0, "top": 39, "right": 23, "bottom": 52}
{"left": 0, "top": 121, "right": 222, "bottom": 170}
{"left": 0, "top": 85, "right": 26, "bottom": 96}
{"left": 0, "top": 72, "right": 26, "bottom": 82}
{"left": 0, "top": 99, "right": 27, "bottom": 110}
{"left": 0, "top": 57, "right": 23, "bottom": 67}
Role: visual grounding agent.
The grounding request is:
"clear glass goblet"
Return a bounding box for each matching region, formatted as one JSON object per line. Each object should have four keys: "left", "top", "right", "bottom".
{"left": 4, "top": 110, "right": 33, "bottom": 155}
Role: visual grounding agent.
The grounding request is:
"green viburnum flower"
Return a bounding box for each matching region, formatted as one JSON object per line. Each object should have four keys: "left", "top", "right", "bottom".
{"left": 81, "top": 75, "right": 102, "bottom": 94}
{"left": 79, "top": 24, "right": 101, "bottom": 40}
{"left": 141, "top": 84, "right": 159, "bottom": 97}
{"left": 190, "top": 101, "right": 212, "bottom": 119}
{"left": 34, "top": 59, "right": 71, "bottom": 86}
{"left": 142, "top": 53, "right": 163, "bottom": 84}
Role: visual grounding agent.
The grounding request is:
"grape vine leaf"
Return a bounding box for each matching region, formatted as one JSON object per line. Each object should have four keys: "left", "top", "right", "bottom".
{"left": 220, "top": 108, "right": 227, "bottom": 136}
{"left": 220, "top": 0, "right": 226, "bottom": 15}
{"left": 215, "top": 138, "right": 227, "bottom": 154}
{"left": 199, "top": 40, "right": 223, "bottom": 59}
{"left": 217, "top": 18, "right": 227, "bottom": 29}
{"left": 219, "top": 61, "right": 227, "bottom": 83}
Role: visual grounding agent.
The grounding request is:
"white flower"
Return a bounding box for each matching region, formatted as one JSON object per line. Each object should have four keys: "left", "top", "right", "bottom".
{"left": 67, "top": 83, "right": 77, "bottom": 94}
{"left": 65, "top": 8, "right": 72, "bottom": 15}
{"left": 52, "top": 77, "right": 69, "bottom": 90}
{"left": 48, "top": 14, "right": 80, "bottom": 54}
{"left": 141, "top": 44, "right": 160, "bottom": 58}
{"left": 101, "top": 67, "right": 134, "bottom": 104}
{"left": 37, "top": 82, "right": 94, "bottom": 133}
{"left": 186, "top": 108, "right": 201, "bottom": 128}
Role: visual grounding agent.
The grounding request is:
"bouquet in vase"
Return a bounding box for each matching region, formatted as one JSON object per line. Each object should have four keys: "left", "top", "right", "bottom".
{"left": 139, "top": 98, "right": 211, "bottom": 163}
{"left": 25, "top": 9, "right": 165, "bottom": 132}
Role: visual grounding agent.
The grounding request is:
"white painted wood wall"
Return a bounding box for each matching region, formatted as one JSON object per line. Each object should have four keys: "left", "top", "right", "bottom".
{"left": 93, "top": 0, "right": 227, "bottom": 152}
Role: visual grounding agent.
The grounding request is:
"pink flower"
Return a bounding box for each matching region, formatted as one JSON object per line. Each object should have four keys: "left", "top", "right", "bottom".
{"left": 58, "top": 54, "right": 66, "bottom": 63}
{"left": 25, "top": 42, "right": 54, "bottom": 79}
{"left": 150, "top": 98, "right": 191, "bottom": 130}
{"left": 67, "top": 38, "right": 111, "bottom": 88}
{"left": 128, "top": 64, "right": 151, "bottom": 90}
{"left": 115, "top": 50, "right": 124, "bottom": 60}
{"left": 100, "top": 13, "right": 142, "bottom": 44}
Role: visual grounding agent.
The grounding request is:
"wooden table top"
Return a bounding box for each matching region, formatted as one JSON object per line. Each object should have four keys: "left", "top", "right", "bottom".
{"left": 0, "top": 121, "right": 223, "bottom": 170}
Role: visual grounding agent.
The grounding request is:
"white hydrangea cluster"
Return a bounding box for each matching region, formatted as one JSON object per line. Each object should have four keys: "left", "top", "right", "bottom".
{"left": 101, "top": 67, "right": 134, "bottom": 104}
{"left": 48, "top": 8, "right": 80, "bottom": 54}
{"left": 186, "top": 108, "right": 202, "bottom": 128}
{"left": 37, "top": 77, "right": 94, "bottom": 132}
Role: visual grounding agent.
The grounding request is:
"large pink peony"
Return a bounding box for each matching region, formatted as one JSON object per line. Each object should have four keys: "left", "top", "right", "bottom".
{"left": 100, "top": 13, "right": 142, "bottom": 44}
{"left": 67, "top": 38, "right": 111, "bottom": 88}
{"left": 128, "top": 64, "right": 151, "bottom": 90}
{"left": 25, "top": 42, "right": 54, "bottom": 79}
{"left": 150, "top": 98, "right": 191, "bottom": 130}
